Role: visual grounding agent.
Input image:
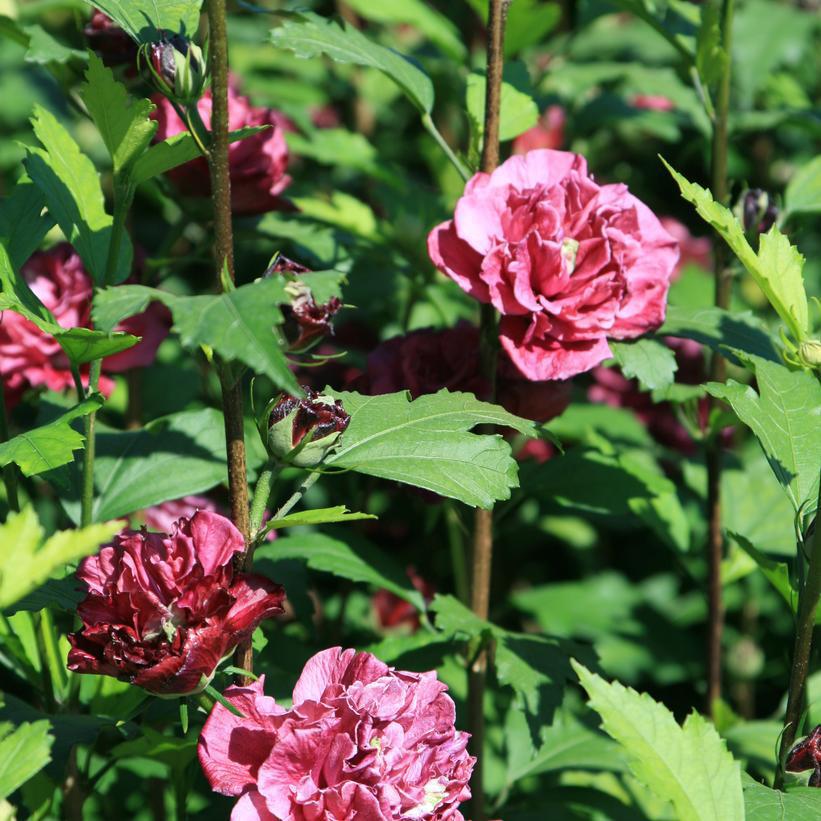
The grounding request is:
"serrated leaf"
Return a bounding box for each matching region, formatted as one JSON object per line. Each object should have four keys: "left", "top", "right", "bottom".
{"left": 0, "top": 507, "right": 120, "bottom": 609}
{"left": 326, "top": 390, "right": 535, "bottom": 508}
{"left": 0, "top": 719, "right": 53, "bottom": 800}
{"left": 0, "top": 177, "right": 55, "bottom": 270}
{"left": 610, "top": 338, "right": 678, "bottom": 391}
{"left": 573, "top": 661, "right": 744, "bottom": 821}
{"left": 24, "top": 105, "right": 132, "bottom": 284}
{"left": 0, "top": 396, "right": 103, "bottom": 477}
{"left": 84, "top": 0, "right": 203, "bottom": 42}
{"left": 466, "top": 72, "right": 539, "bottom": 142}
{"left": 270, "top": 11, "right": 434, "bottom": 115}
{"left": 785, "top": 156, "right": 821, "bottom": 219}
{"left": 0, "top": 244, "right": 139, "bottom": 365}
{"left": 660, "top": 305, "right": 779, "bottom": 362}
{"left": 81, "top": 52, "right": 157, "bottom": 175}
{"left": 263, "top": 506, "right": 376, "bottom": 531}
{"left": 706, "top": 355, "right": 821, "bottom": 511}
{"left": 130, "top": 126, "right": 268, "bottom": 186}
{"left": 743, "top": 774, "right": 821, "bottom": 820}
{"left": 255, "top": 532, "right": 424, "bottom": 610}
{"left": 663, "top": 160, "right": 809, "bottom": 341}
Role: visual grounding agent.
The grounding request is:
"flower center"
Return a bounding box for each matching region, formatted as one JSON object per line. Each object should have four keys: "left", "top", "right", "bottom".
{"left": 561, "top": 237, "right": 580, "bottom": 274}
{"left": 406, "top": 778, "right": 447, "bottom": 818}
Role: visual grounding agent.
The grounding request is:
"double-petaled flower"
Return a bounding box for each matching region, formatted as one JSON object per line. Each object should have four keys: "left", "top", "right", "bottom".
{"left": 198, "top": 647, "right": 475, "bottom": 819}
{"left": 67, "top": 511, "right": 285, "bottom": 695}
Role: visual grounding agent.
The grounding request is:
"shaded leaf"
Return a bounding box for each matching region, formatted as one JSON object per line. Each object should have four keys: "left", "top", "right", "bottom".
{"left": 85, "top": 0, "right": 203, "bottom": 42}
{"left": 0, "top": 177, "right": 55, "bottom": 270}
{"left": 270, "top": 11, "right": 434, "bottom": 114}
{"left": 743, "top": 774, "right": 821, "bottom": 820}
{"left": 0, "top": 718, "right": 53, "bottom": 800}
{"left": 610, "top": 338, "right": 678, "bottom": 391}
{"left": 327, "top": 390, "right": 535, "bottom": 508}
{"left": 573, "top": 661, "right": 744, "bottom": 821}
{"left": 466, "top": 72, "right": 539, "bottom": 142}
{"left": 785, "top": 156, "right": 821, "bottom": 219}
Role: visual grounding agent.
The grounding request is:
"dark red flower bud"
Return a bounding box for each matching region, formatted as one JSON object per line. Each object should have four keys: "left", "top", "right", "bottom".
{"left": 266, "top": 388, "right": 350, "bottom": 467}
{"left": 786, "top": 725, "right": 821, "bottom": 787}
{"left": 84, "top": 11, "right": 138, "bottom": 67}
{"left": 141, "top": 32, "right": 206, "bottom": 105}
{"left": 740, "top": 188, "right": 778, "bottom": 236}
{"left": 67, "top": 511, "right": 285, "bottom": 695}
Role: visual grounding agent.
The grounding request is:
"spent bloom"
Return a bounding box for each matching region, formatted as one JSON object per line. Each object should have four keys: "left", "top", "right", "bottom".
{"left": 428, "top": 149, "right": 679, "bottom": 381}
{"left": 266, "top": 388, "right": 350, "bottom": 467}
{"left": 0, "top": 244, "right": 167, "bottom": 407}
{"left": 67, "top": 511, "right": 285, "bottom": 695}
{"left": 151, "top": 81, "right": 291, "bottom": 214}
{"left": 785, "top": 725, "right": 821, "bottom": 787}
{"left": 198, "top": 647, "right": 475, "bottom": 819}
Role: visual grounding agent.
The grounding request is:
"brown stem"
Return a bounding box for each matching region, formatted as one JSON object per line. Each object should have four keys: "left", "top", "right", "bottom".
{"left": 468, "top": 4, "right": 509, "bottom": 819}
{"left": 206, "top": 0, "right": 253, "bottom": 681}
{"left": 704, "top": 0, "right": 734, "bottom": 716}
{"left": 776, "top": 477, "right": 821, "bottom": 788}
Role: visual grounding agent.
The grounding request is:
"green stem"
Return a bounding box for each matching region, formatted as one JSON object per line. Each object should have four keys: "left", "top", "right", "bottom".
{"left": 184, "top": 104, "right": 213, "bottom": 160}
{"left": 421, "top": 113, "right": 472, "bottom": 183}
{"left": 0, "top": 382, "right": 20, "bottom": 512}
{"left": 104, "top": 183, "right": 133, "bottom": 286}
{"left": 445, "top": 503, "right": 469, "bottom": 603}
{"left": 272, "top": 470, "right": 322, "bottom": 521}
{"left": 249, "top": 465, "right": 277, "bottom": 535}
{"left": 776, "top": 475, "right": 821, "bottom": 788}
{"left": 80, "top": 360, "right": 101, "bottom": 528}
{"left": 704, "top": 0, "right": 734, "bottom": 717}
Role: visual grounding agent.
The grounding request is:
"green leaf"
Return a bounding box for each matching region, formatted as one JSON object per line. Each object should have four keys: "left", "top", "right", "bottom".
{"left": 663, "top": 160, "right": 809, "bottom": 341}
{"left": 24, "top": 105, "right": 132, "bottom": 284}
{"left": 81, "top": 52, "right": 157, "bottom": 175}
{"left": 660, "top": 305, "right": 780, "bottom": 362}
{"left": 573, "top": 661, "right": 744, "bottom": 821}
{"left": 255, "top": 532, "right": 425, "bottom": 610}
{"left": 326, "top": 390, "right": 535, "bottom": 509}
{"left": 63, "top": 408, "right": 231, "bottom": 523}
{"left": 270, "top": 11, "right": 434, "bottom": 115}
{"left": 130, "top": 126, "right": 268, "bottom": 186}
{"left": 84, "top": 0, "right": 203, "bottom": 42}
{"left": 263, "top": 506, "right": 376, "bottom": 531}
{"left": 785, "top": 156, "right": 821, "bottom": 219}
{"left": 0, "top": 718, "right": 53, "bottom": 800}
{"left": 0, "top": 396, "right": 103, "bottom": 478}
{"left": 93, "top": 280, "right": 297, "bottom": 391}
{"left": 342, "top": 0, "right": 466, "bottom": 61}
{"left": 726, "top": 532, "right": 796, "bottom": 613}
{"left": 706, "top": 355, "right": 821, "bottom": 512}
{"left": 0, "top": 507, "right": 120, "bottom": 609}
{"left": 610, "top": 338, "right": 678, "bottom": 391}
{"left": 466, "top": 71, "right": 539, "bottom": 143}
{"left": 0, "top": 244, "right": 139, "bottom": 365}
{"left": 695, "top": 0, "right": 728, "bottom": 89}
{"left": 0, "top": 177, "right": 55, "bottom": 270}
{"left": 742, "top": 774, "right": 821, "bottom": 820}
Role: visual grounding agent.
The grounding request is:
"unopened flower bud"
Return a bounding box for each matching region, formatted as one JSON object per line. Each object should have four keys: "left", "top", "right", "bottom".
{"left": 738, "top": 188, "right": 778, "bottom": 236}
{"left": 266, "top": 256, "right": 342, "bottom": 349}
{"left": 141, "top": 33, "right": 206, "bottom": 105}
{"left": 265, "top": 388, "right": 350, "bottom": 467}
{"left": 786, "top": 725, "right": 821, "bottom": 787}
{"left": 799, "top": 340, "right": 821, "bottom": 369}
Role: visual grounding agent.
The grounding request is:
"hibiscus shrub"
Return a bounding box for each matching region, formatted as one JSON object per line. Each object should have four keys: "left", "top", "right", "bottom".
{"left": 0, "top": 1, "right": 819, "bottom": 820}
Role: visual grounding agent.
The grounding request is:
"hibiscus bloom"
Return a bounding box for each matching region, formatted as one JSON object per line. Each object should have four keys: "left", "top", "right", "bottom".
{"left": 428, "top": 149, "right": 678, "bottom": 381}
{"left": 0, "top": 244, "right": 167, "bottom": 407}
{"left": 199, "top": 647, "right": 475, "bottom": 819}
{"left": 67, "top": 511, "right": 285, "bottom": 695}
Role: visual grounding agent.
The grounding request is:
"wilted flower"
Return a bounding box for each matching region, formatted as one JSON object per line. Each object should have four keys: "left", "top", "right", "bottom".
{"left": 141, "top": 33, "right": 207, "bottom": 105}
{"left": 428, "top": 149, "right": 678, "bottom": 381}
{"left": 785, "top": 725, "right": 821, "bottom": 787}
{"left": 739, "top": 188, "right": 778, "bottom": 236}
{"left": 512, "top": 105, "right": 565, "bottom": 155}
{"left": 67, "top": 511, "right": 285, "bottom": 695}
{"left": 198, "top": 647, "right": 475, "bottom": 819}
{"left": 151, "top": 81, "right": 292, "bottom": 214}
{"left": 373, "top": 567, "right": 435, "bottom": 632}
{"left": 84, "top": 11, "right": 137, "bottom": 67}
{"left": 361, "top": 324, "right": 571, "bottom": 424}
{"left": 0, "top": 244, "right": 167, "bottom": 407}
{"left": 266, "top": 388, "right": 350, "bottom": 467}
